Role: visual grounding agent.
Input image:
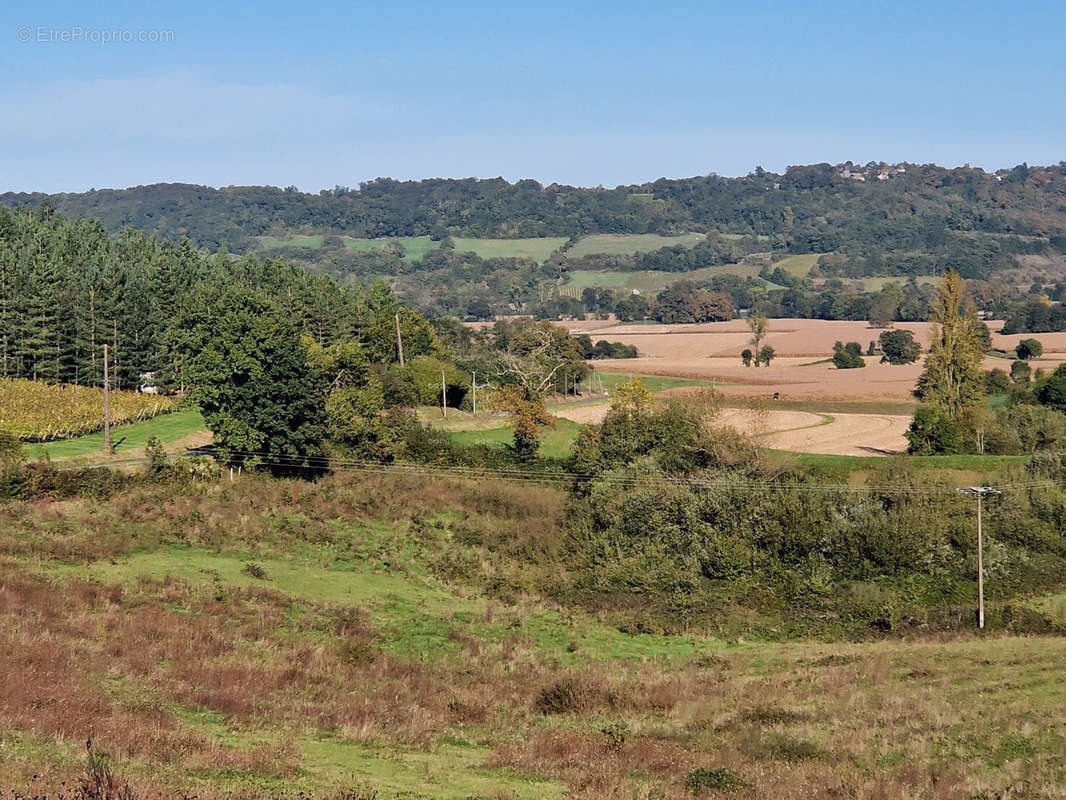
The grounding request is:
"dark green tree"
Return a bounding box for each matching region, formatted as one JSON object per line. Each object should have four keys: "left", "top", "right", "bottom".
{"left": 173, "top": 287, "right": 326, "bottom": 471}
{"left": 1016, "top": 338, "right": 1044, "bottom": 359}
{"left": 878, "top": 329, "right": 921, "bottom": 364}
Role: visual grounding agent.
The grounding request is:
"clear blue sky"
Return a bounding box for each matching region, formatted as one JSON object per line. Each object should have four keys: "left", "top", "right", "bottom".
{"left": 2, "top": 0, "right": 1063, "bottom": 192}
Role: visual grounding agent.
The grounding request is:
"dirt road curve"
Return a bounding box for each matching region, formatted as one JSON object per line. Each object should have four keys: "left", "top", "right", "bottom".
{"left": 555, "top": 404, "right": 910, "bottom": 456}
{"left": 759, "top": 411, "right": 910, "bottom": 456}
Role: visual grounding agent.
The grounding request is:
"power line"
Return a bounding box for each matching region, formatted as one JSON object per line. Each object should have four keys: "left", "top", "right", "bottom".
{"left": 183, "top": 447, "right": 1041, "bottom": 496}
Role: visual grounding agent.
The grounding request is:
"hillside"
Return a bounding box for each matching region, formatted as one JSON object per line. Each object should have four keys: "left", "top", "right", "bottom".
{"left": 5, "top": 470, "right": 1066, "bottom": 799}
{"left": 4, "top": 163, "right": 1065, "bottom": 262}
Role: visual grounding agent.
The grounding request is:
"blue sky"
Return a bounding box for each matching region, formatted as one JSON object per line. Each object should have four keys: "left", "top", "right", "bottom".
{"left": 2, "top": 0, "right": 1063, "bottom": 192}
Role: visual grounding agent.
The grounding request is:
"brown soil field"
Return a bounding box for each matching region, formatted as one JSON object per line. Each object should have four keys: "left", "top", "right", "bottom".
{"left": 554, "top": 402, "right": 911, "bottom": 456}
{"left": 581, "top": 319, "right": 1066, "bottom": 401}
{"left": 578, "top": 318, "right": 1066, "bottom": 356}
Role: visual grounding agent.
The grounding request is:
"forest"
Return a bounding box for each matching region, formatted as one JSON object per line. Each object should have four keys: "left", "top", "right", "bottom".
{"left": 5, "top": 163, "right": 1066, "bottom": 253}
{"left": 5, "top": 163, "right": 1066, "bottom": 327}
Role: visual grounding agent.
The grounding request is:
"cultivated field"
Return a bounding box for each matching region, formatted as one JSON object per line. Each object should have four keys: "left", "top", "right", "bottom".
{"left": 579, "top": 318, "right": 1066, "bottom": 400}
{"left": 556, "top": 401, "right": 912, "bottom": 456}
{"left": 770, "top": 253, "right": 821, "bottom": 277}
{"left": 0, "top": 378, "right": 180, "bottom": 442}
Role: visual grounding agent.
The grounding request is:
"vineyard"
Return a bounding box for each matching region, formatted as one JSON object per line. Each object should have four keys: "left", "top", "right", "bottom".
{"left": 0, "top": 379, "right": 179, "bottom": 441}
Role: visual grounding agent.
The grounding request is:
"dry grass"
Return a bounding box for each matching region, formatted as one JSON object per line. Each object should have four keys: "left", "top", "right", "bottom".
{"left": 2, "top": 475, "right": 1065, "bottom": 798}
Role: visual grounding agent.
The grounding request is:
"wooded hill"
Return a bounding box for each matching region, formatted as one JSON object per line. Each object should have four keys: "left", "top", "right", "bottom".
{"left": 4, "top": 162, "right": 1066, "bottom": 264}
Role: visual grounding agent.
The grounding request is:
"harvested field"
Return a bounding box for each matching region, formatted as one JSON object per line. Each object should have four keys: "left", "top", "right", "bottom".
{"left": 554, "top": 402, "right": 911, "bottom": 455}
{"left": 569, "top": 318, "right": 1066, "bottom": 357}
{"left": 572, "top": 318, "right": 1066, "bottom": 402}
{"left": 576, "top": 319, "right": 939, "bottom": 358}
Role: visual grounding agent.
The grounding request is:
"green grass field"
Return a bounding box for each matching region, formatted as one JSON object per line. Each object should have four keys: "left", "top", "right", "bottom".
{"left": 564, "top": 263, "right": 765, "bottom": 293}
{"left": 450, "top": 236, "right": 568, "bottom": 263}
{"left": 772, "top": 253, "right": 823, "bottom": 277}
{"left": 448, "top": 418, "right": 582, "bottom": 459}
{"left": 786, "top": 451, "right": 1029, "bottom": 471}
{"left": 590, "top": 370, "right": 715, "bottom": 393}
{"left": 27, "top": 409, "right": 206, "bottom": 461}
{"left": 256, "top": 234, "right": 325, "bottom": 251}
{"left": 566, "top": 232, "right": 706, "bottom": 258}
{"left": 341, "top": 235, "right": 440, "bottom": 261}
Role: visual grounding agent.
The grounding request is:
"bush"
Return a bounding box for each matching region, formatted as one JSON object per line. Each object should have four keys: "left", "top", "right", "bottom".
{"left": 534, "top": 678, "right": 596, "bottom": 714}
{"left": 684, "top": 766, "right": 749, "bottom": 795}
{"left": 1036, "top": 364, "right": 1066, "bottom": 412}
{"left": 985, "top": 368, "right": 1010, "bottom": 394}
{"left": 600, "top": 721, "right": 630, "bottom": 750}
{"left": 906, "top": 406, "right": 959, "bottom": 454}
{"left": 832, "top": 346, "right": 865, "bottom": 369}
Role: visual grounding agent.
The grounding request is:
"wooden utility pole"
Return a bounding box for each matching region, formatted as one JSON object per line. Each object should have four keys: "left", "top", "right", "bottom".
{"left": 958, "top": 486, "right": 1001, "bottom": 629}
{"left": 102, "top": 344, "right": 112, "bottom": 454}
{"left": 472, "top": 371, "right": 477, "bottom": 415}
{"left": 977, "top": 493, "right": 985, "bottom": 630}
{"left": 395, "top": 313, "right": 405, "bottom": 367}
{"left": 441, "top": 369, "right": 447, "bottom": 418}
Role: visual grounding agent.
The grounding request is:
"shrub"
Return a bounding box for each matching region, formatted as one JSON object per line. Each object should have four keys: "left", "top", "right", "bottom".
{"left": 832, "top": 347, "right": 865, "bottom": 369}
{"left": 985, "top": 368, "right": 1010, "bottom": 394}
{"left": 600, "top": 721, "right": 630, "bottom": 750}
{"left": 79, "top": 739, "right": 137, "bottom": 800}
{"left": 534, "top": 678, "right": 596, "bottom": 714}
{"left": 684, "top": 766, "right": 749, "bottom": 795}
{"left": 1011, "top": 359, "right": 1032, "bottom": 384}
{"left": 906, "top": 406, "right": 959, "bottom": 454}
{"left": 241, "top": 562, "right": 269, "bottom": 580}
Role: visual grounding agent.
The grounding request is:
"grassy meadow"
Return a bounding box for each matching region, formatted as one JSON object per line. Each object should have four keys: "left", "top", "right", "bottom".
{"left": 451, "top": 236, "right": 568, "bottom": 263}
{"left": 563, "top": 264, "right": 765, "bottom": 293}
{"left": 342, "top": 235, "right": 440, "bottom": 261}
{"left": 771, "top": 253, "right": 822, "bottom": 277}
{"left": 566, "top": 232, "right": 707, "bottom": 258}
{"left": 3, "top": 472, "right": 1065, "bottom": 799}
{"left": 26, "top": 408, "right": 207, "bottom": 461}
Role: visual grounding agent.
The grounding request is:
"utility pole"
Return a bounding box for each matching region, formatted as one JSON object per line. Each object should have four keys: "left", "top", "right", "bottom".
{"left": 395, "top": 312, "right": 405, "bottom": 368}
{"left": 441, "top": 368, "right": 447, "bottom": 418}
{"left": 102, "top": 344, "right": 112, "bottom": 455}
{"left": 957, "top": 486, "right": 1001, "bottom": 629}
{"left": 472, "top": 371, "right": 477, "bottom": 415}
